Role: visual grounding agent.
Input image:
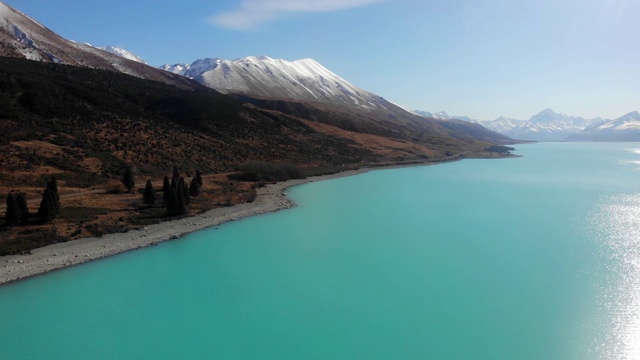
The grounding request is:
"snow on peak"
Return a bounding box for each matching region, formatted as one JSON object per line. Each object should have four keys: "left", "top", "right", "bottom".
{"left": 569, "top": 110, "right": 640, "bottom": 140}
{"left": 414, "top": 110, "right": 451, "bottom": 119}
{"left": 617, "top": 111, "right": 640, "bottom": 122}
{"left": 0, "top": 2, "right": 50, "bottom": 60}
{"left": 98, "top": 46, "right": 147, "bottom": 64}
{"left": 160, "top": 55, "right": 384, "bottom": 110}
{"left": 0, "top": 2, "right": 47, "bottom": 30}
{"left": 164, "top": 58, "right": 222, "bottom": 77}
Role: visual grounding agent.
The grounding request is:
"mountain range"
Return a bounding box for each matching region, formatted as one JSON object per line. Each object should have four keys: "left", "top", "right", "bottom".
{"left": 500, "top": 109, "right": 599, "bottom": 141}
{"left": 0, "top": 1, "right": 511, "bottom": 190}
{"left": 416, "top": 108, "right": 640, "bottom": 141}
{"left": 413, "top": 110, "right": 474, "bottom": 123}
{"left": 157, "top": 55, "right": 510, "bottom": 146}
{"left": 566, "top": 111, "right": 640, "bottom": 141}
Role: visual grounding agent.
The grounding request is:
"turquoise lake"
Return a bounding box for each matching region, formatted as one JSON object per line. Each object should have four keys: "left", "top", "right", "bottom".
{"left": 2, "top": 142, "right": 640, "bottom": 359}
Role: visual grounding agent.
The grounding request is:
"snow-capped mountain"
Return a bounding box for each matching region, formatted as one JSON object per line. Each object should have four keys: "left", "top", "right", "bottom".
{"left": 414, "top": 108, "right": 610, "bottom": 141}
{"left": 161, "top": 56, "right": 389, "bottom": 111}
{"left": 0, "top": 2, "right": 192, "bottom": 87}
{"left": 160, "top": 56, "right": 510, "bottom": 143}
{"left": 504, "top": 109, "right": 599, "bottom": 141}
{"left": 414, "top": 110, "right": 525, "bottom": 134}
{"left": 413, "top": 110, "right": 475, "bottom": 122}
{"left": 414, "top": 110, "right": 451, "bottom": 119}
{"left": 161, "top": 58, "right": 222, "bottom": 78}
{"left": 98, "top": 46, "right": 146, "bottom": 64}
{"left": 478, "top": 116, "right": 526, "bottom": 134}
{"left": 567, "top": 111, "right": 640, "bottom": 141}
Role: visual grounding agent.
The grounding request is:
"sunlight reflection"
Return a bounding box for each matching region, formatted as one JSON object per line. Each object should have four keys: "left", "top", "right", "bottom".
{"left": 592, "top": 194, "right": 640, "bottom": 359}
{"left": 619, "top": 149, "right": 640, "bottom": 171}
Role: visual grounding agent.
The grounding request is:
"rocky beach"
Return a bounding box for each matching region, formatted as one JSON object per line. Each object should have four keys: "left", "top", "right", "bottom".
{"left": 0, "top": 170, "right": 368, "bottom": 285}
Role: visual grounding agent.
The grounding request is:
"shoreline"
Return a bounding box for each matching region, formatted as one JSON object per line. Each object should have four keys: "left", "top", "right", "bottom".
{"left": 0, "top": 154, "right": 513, "bottom": 286}
{"left": 0, "top": 168, "right": 375, "bottom": 285}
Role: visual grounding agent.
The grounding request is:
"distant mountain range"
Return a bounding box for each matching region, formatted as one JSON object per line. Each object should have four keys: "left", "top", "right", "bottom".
{"left": 500, "top": 109, "right": 599, "bottom": 141}
{"left": 566, "top": 111, "right": 640, "bottom": 141}
{"left": 415, "top": 108, "right": 640, "bottom": 142}
{"left": 413, "top": 110, "right": 474, "bottom": 123}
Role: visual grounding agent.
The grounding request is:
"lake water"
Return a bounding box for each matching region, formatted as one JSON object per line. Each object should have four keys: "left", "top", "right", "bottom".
{"left": 1, "top": 142, "right": 640, "bottom": 359}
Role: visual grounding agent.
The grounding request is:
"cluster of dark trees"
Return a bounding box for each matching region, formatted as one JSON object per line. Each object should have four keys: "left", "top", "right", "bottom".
{"left": 4, "top": 177, "right": 60, "bottom": 228}
{"left": 4, "top": 192, "right": 28, "bottom": 227}
{"left": 124, "top": 166, "right": 203, "bottom": 216}
{"left": 484, "top": 145, "right": 515, "bottom": 155}
{"left": 162, "top": 167, "right": 203, "bottom": 216}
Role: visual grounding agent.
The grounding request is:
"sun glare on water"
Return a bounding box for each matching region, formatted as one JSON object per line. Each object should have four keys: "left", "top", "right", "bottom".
{"left": 592, "top": 194, "right": 640, "bottom": 359}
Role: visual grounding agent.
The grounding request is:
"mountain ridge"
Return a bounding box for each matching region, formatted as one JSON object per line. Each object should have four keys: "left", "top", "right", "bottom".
{"left": 98, "top": 45, "right": 147, "bottom": 64}
{"left": 0, "top": 2, "right": 195, "bottom": 88}
{"left": 161, "top": 55, "right": 390, "bottom": 112}
{"left": 160, "top": 55, "right": 511, "bottom": 145}
{"left": 567, "top": 111, "right": 640, "bottom": 141}
{"left": 415, "top": 108, "right": 639, "bottom": 141}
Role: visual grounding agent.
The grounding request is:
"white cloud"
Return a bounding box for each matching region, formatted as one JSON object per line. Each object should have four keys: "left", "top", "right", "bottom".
{"left": 209, "top": 0, "right": 384, "bottom": 31}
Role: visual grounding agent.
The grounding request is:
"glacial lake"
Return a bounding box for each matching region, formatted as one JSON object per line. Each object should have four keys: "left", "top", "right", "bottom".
{"left": 1, "top": 142, "right": 640, "bottom": 359}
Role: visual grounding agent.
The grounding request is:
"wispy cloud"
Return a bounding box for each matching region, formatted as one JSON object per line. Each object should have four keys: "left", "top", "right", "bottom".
{"left": 209, "top": 0, "right": 384, "bottom": 31}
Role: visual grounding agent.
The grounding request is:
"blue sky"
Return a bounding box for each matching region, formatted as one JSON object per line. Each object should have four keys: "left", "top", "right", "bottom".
{"left": 4, "top": 0, "right": 638, "bottom": 120}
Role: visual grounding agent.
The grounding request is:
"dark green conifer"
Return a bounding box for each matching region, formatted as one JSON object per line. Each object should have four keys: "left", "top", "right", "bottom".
{"left": 165, "top": 186, "right": 177, "bottom": 216}
{"left": 195, "top": 169, "right": 203, "bottom": 187}
{"left": 37, "top": 188, "right": 57, "bottom": 223}
{"left": 162, "top": 176, "right": 171, "bottom": 203}
{"left": 189, "top": 177, "right": 201, "bottom": 198}
{"left": 179, "top": 177, "right": 190, "bottom": 205}
{"left": 5, "top": 193, "right": 20, "bottom": 228}
{"left": 143, "top": 180, "right": 156, "bottom": 207}
{"left": 172, "top": 166, "right": 180, "bottom": 184}
{"left": 16, "top": 192, "right": 29, "bottom": 225}
{"left": 175, "top": 182, "right": 187, "bottom": 215}
{"left": 122, "top": 167, "right": 135, "bottom": 193}
{"left": 46, "top": 177, "right": 60, "bottom": 211}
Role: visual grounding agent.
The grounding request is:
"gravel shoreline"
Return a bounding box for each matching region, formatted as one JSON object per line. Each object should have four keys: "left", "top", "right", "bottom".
{"left": 0, "top": 169, "right": 370, "bottom": 285}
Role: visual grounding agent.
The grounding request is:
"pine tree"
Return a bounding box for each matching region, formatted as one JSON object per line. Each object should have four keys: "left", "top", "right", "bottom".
{"left": 179, "top": 177, "right": 190, "bottom": 205}
{"left": 189, "top": 177, "right": 201, "bottom": 198}
{"left": 195, "top": 169, "right": 203, "bottom": 187}
{"left": 175, "top": 180, "right": 187, "bottom": 215}
{"left": 5, "top": 193, "right": 20, "bottom": 228}
{"left": 122, "top": 167, "right": 135, "bottom": 193}
{"left": 46, "top": 177, "right": 60, "bottom": 211}
{"left": 37, "top": 188, "right": 56, "bottom": 223}
{"left": 172, "top": 166, "right": 180, "bottom": 184}
{"left": 16, "top": 192, "right": 29, "bottom": 225}
{"left": 165, "top": 185, "right": 177, "bottom": 216}
{"left": 162, "top": 176, "right": 171, "bottom": 203}
{"left": 143, "top": 180, "right": 156, "bottom": 207}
